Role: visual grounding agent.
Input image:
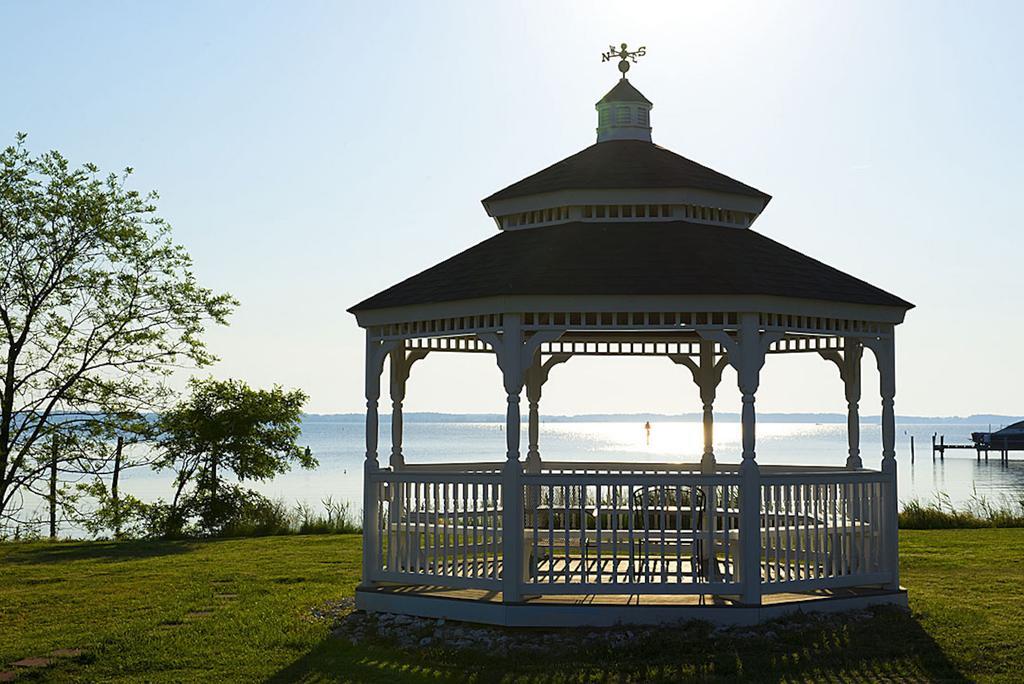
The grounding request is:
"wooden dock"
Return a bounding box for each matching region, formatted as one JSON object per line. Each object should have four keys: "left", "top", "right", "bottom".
{"left": 931, "top": 434, "right": 1014, "bottom": 463}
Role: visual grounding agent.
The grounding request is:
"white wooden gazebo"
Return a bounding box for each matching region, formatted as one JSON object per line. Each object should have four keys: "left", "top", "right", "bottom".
{"left": 349, "top": 50, "right": 912, "bottom": 626}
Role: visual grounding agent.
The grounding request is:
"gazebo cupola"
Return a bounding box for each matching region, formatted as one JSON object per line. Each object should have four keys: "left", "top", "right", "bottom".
{"left": 482, "top": 44, "right": 771, "bottom": 232}
{"left": 595, "top": 78, "right": 653, "bottom": 142}
{"left": 596, "top": 42, "right": 652, "bottom": 142}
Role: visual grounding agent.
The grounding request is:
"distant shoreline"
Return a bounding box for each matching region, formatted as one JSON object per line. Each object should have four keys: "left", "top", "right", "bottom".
{"left": 302, "top": 412, "right": 1022, "bottom": 425}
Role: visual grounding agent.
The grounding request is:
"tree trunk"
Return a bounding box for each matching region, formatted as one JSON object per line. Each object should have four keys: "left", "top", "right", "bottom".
{"left": 111, "top": 436, "right": 123, "bottom": 538}
{"left": 49, "top": 438, "right": 58, "bottom": 540}
{"left": 171, "top": 463, "right": 190, "bottom": 509}
{"left": 0, "top": 479, "right": 7, "bottom": 525}
{"left": 210, "top": 453, "right": 218, "bottom": 503}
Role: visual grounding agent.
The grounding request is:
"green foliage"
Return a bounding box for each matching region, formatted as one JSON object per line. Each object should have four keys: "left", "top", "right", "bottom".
{"left": 205, "top": 487, "right": 292, "bottom": 538}
{"left": 73, "top": 479, "right": 164, "bottom": 540}
{"left": 216, "top": 495, "right": 360, "bottom": 538}
{"left": 0, "top": 133, "right": 235, "bottom": 530}
{"left": 294, "top": 497, "right": 361, "bottom": 535}
{"left": 153, "top": 377, "right": 315, "bottom": 536}
{"left": 71, "top": 483, "right": 360, "bottom": 540}
{"left": 900, "top": 492, "right": 1024, "bottom": 529}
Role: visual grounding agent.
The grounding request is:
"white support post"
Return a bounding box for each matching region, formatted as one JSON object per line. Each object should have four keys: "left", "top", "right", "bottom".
{"left": 705, "top": 314, "right": 779, "bottom": 605}
{"left": 524, "top": 352, "right": 571, "bottom": 478}
{"left": 525, "top": 359, "right": 543, "bottom": 478}
{"left": 845, "top": 337, "right": 864, "bottom": 470}
{"left": 524, "top": 353, "right": 570, "bottom": 522}
{"left": 670, "top": 341, "right": 728, "bottom": 581}
{"left": 841, "top": 338, "right": 865, "bottom": 573}
{"left": 670, "top": 341, "right": 728, "bottom": 473}
{"left": 820, "top": 339, "right": 864, "bottom": 469}
{"left": 736, "top": 314, "right": 763, "bottom": 605}
{"left": 524, "top": 365, "right": 542, "bottom": 515}
{"left": 389, "top": 347, "right": 407, "bottom": 471}
{"left": 874, "top": 331, "right": 900, "bottom": 589}
{"left": 361, "top": 333, "right": 396, "bottom": 590}
{"left": 389, "top": 347, "right": 429, "bottom": 470}
{"left": 480, "top": 321, "right": 565, "bottom": 604}
{"left": 387, "top": 346, "right": 427, "bottom": 571}
{"left": 500, "top": 315, "right": 525, "bottom": 604}
{"left": 700, "top": 341, "right": 717, "bottom": 473}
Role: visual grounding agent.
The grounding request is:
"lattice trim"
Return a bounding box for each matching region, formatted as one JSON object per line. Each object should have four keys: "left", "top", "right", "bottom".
{"left": 372, "top": 311, "right": 888, "bottom": 342}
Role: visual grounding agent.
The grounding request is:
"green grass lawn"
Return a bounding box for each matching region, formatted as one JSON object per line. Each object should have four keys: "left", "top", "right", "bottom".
{"left": 1, "top": 529, "right": 1021, "bottom": 682}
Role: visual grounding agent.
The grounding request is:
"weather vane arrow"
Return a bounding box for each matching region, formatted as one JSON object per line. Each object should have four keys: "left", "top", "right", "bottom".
{"left": 601, "top": 43, "right": 646, "bottom": 78}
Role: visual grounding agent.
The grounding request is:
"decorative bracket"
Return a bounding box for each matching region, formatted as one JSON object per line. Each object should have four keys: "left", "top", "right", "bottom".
{"left": 391, "top": 348, "right": 429, "bottom": 392}
{"left": 523, "top": 330, "right": 566, "bottom": 369}
{"left": 388, "top": 347, "right": 429, "bottom": 415}
{"left": 366, "top": 338, "right": 401, "bottom": 395}
{"left": 698, "top": 328, "right": 783, "bottom": 375}
{"left": 478, "top": 328, "right": 567, "bottom": 391}
{"left": 668, "top": 353, "right": 729, "bottom": 388}
{"left": 819, "top": 348, "right": 847, "bottom": 380}
{"left": 819, "top": 342, "right": 862, "bottom": 384}
{"left": 526, "top": 352, "right": 572, "bottom": 401}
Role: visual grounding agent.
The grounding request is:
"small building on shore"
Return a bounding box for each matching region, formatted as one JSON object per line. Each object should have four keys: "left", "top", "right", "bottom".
{"left": 972, "top": 421, "right": 1024, "bottom": 451}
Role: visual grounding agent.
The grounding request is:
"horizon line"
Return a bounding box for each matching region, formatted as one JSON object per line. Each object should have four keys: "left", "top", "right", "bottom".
{"left": 301, "top": 411, "right": 1022, "bottom": 424}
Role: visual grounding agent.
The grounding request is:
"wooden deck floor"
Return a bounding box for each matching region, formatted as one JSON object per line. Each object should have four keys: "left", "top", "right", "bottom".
{"left": 372, "top": 582, "right": 890, "bottom": 607}
{"left": 361, "top": 556, "right": 905, "bottom": 625}
{"left": 395, "top": 555, "right": 851, "bottom": 591}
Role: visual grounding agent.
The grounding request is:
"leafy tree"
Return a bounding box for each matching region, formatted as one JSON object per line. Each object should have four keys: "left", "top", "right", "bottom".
{"left": 70, "top": 412, "right": 160, "bottom": 538}
{"left": 0, "top": 134, "right": 235, "bottom": 530}
{"left": 74, "top": 478, "right": 161, "bottom": 540}
{"left": 154, "top": 377, "right": 315, "bottom": 536}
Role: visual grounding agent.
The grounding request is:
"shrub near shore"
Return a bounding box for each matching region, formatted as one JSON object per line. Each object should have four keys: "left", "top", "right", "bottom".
{"left": 900, "top": 492, "right": 1024, "bottom": 529}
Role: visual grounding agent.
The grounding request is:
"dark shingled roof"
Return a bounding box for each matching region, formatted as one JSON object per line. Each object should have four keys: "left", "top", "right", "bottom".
{"left": 993, "top": 420, "right": 1024, "bottom": 435}
{"left": 597, "top": 79, "right": 652, "bottom": 105}
{"left": 349, "top": 221, "right": 913, "bottom": 312}
{"left": 482, "top": 140, "right": 771, "bottom": 204}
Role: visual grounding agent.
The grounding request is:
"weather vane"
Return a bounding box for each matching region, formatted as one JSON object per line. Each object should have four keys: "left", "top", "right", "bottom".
{"left": 601, "top": 43, "right": 646, "bottom": 78}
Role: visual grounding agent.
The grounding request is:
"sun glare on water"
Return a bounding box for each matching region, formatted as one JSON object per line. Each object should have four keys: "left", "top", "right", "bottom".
{"left": 540, "top": 421, "right": 835, "bottom": 463}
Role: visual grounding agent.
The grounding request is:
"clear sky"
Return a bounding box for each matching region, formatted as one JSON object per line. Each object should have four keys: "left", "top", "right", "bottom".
{"left": 3, "top": 1, "right": 1023, "bottom": 418}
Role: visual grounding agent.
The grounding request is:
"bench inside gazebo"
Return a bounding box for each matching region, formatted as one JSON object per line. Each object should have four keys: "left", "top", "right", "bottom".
{"left": 348, "top": 49, "right": 911, "bottom": 626}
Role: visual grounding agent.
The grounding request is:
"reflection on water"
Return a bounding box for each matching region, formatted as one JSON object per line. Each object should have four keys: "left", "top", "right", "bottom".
{"left": 525, "top": 421, "right": 1024, "bottom": 506}
{"left": 26, "top": 419, "right": 1024, "bottom": 536}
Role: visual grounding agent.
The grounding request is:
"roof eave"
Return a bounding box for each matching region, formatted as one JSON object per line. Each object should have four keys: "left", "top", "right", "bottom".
{"left": 350, "top": 293, "right": 911, "bottom": 326}
{"left": 482, "top": 187, "right": 771, "bottom": 219}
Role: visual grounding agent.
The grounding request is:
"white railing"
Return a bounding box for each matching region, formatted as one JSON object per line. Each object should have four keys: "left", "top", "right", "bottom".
{"left": 521, "top": 471, "right": 743, "bottom": 595}
{"left": 365, "top": 461, "right": 895, "bottom": 600}
{"left": 369, "top": 469, "right": 503, "bottom": 590}
{"left": 540, "top": 462, "right": 855, "bottom": 476}
{"left": 401, "top": 461, "right": 504, "bottom": 474}
{"left": 760, "top": 470, "right": 892, "bottom": 592}
{"left": 539, "top": 461, "right": 708, "bottom": 475}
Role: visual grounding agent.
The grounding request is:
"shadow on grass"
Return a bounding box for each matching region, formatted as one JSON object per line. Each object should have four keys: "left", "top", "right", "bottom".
{"left": 267, "top": 639, "right": 471, "bottom": 684}
{"left": 3, "top": 539, "right": 197, "bottom": 565}
{"left": 268, "top": 606, "right": 966, "bottom": 683}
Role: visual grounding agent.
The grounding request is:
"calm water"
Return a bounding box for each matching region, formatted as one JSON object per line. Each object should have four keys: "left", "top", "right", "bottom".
{"left": 108, "top": 419, "right": 1023, "bottom": 521}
